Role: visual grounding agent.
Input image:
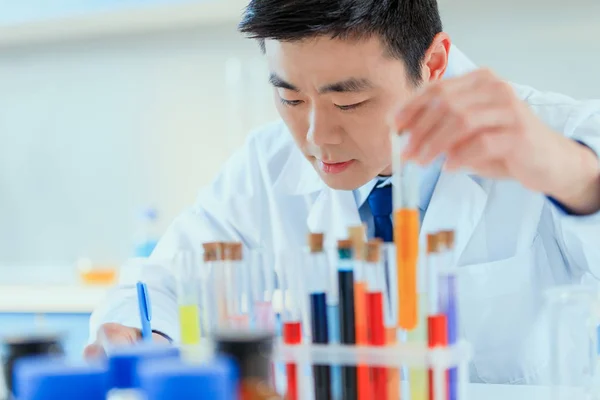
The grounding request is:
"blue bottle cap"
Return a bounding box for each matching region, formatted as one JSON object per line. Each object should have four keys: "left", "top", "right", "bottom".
{"left": 14, "top": 356, "right": 107, "bottom": 400}
{"left": 108, "top": 343, "right": 180, "bottom": 389}
{"left": 139, "top": 357, "right": 238, "bottom": 400}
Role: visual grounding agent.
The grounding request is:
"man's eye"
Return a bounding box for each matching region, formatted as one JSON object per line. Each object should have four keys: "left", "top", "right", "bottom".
{"left": 336, "top": 101, "right": 367, "bottom": 111}
{"left": 280, "top": 98, "right": 303, "bottom": 107}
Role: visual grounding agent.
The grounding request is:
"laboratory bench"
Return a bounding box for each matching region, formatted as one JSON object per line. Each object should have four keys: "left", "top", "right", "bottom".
{"left": 0, "top": 283, "right": 109, "bottom": 359}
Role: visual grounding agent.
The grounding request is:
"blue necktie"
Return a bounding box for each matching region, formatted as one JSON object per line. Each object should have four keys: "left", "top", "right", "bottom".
{"left": 367, "top": 184, "right": 394, "bottom": 242}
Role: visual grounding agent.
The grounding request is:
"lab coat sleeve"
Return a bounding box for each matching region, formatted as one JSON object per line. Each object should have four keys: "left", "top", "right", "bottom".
{"left": 88, "top": 133, "right": 268, "bottom": 344}
{"left": 549, "top": 106, "right": 600, "bottom": 278}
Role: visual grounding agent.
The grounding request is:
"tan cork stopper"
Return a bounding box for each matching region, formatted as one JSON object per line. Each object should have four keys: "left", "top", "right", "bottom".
{"left": 440, "top": 230, "right": 456, "bottom": 249}
{"left": 308, "top": 233, "right": 324, "bottom": 253}
{"left": 337, "top": 239, "right": 353, "bottom": 250}
{"left": 203, "top": 242, "right": 220, "bottom": 262}
{"left": 365, "top": 239, "right": 382, "bottom": 263}
{"left": 427, "top": 234, "right": 439, "bottom": 254}
{"left": 348, "top": 225, "right": 366, "bottom": 260}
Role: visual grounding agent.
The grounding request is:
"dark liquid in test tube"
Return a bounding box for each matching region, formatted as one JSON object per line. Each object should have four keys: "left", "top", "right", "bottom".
{"left": 338, "top": 267, "right": 357, "bottom": 400}
{"left": 310, "top": 292, "right": 331, "bottom": 400}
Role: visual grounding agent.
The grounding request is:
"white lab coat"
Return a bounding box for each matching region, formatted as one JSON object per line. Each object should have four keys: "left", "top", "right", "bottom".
{"left": 89, "top": 46, "right": 600, "bottom": 385}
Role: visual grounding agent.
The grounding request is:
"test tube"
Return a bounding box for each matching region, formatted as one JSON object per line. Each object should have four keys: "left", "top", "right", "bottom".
{"left": 428, "top": 315, "right": 449, "bottom": 400}
{"left": 307, "top": 233, "right": 332, "bottom": 400}
{"left": 326, "top": 243, "right": 343, "bottom": 400}
{"left": 365, "top": 239, "right": 387, "bottom": 399}
{"left": 337, "top": 239, "right": 358, "bottom": 400}
{"left": 391, "top": 130, "right": 420, "bottom": 331}
{"left": 203, "top": 243, "right": 223, "bottom": 332}
{"left": 223, "top": 243, "right": 251, "bottom": 329}
{"left": 425, "top": 234, "right": 449, "bottom": 400}
{"left": 348, "top": 225, "right": 370, "bottom": 400}
{"left": 174, "top": 250, "right": 201, "bottom": 346}
{"left": 382, "top": 243, "right": 401, "bottom": 400}
{"left": 280, "top": 250, "right": 303, "bottom": 400}
{"left": 546, "top": 285, "right": 598, "bottom": 400}
{"left": 438, "top": 231, "right": 458, "bottom": 400}
{"left": 249, "top": 249, "right": 276, "bottom": 331}
{"left": 408, "top": 234, "right": 442, "bottom": 400}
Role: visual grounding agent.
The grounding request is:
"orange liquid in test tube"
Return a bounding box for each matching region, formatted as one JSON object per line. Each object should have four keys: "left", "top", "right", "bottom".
{"left": 394, "top": 208, "right": 420, "bottom": 330}
{"left": 354, "top": 281, "right": 370, "bottom": 400}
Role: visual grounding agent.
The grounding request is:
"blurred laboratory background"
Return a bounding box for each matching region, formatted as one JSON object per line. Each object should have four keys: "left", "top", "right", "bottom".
{"left": 0, "top": 0, "right": 598, "bottom": 357}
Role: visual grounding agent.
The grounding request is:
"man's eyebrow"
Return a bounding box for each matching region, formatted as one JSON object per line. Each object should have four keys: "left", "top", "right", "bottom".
{"left": 269, "top": 74, "right": 299, "bottom": 92}
{"left": 318, "top": 78, "right": 374, "bottom": 94}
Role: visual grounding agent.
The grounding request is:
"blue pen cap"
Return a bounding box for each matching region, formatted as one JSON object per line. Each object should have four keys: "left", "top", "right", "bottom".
{"left": 139, "top": 357, "right": 239, "bottom": 400}
{"left": 107, "top": 343, "right": 180, "bottom": 389}
{"left": 14, "top": 356, "right": 107, "bottom": 400}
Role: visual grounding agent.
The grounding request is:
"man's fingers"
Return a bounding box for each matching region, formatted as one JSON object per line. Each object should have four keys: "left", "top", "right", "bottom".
{"left": 417, "top": 107, "right": 516, "bottom": 164}
{"left": 83, "top": 343, "right": 105, "bottom": 360}
{"left": 445, "top": 131, "right": 513, "bottom": 171}
{"left": 395, "top": 69, "right": 487, "bottom": 130}
{"left": 98, "top": 323, "right": 140, "bottom": 344}
{"left": 83, "top": 323, "right": 141, "bottom": 359}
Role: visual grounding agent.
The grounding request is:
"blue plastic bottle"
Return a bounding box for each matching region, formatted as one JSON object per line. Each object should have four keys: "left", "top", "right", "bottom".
{"left": 106, "top": 343, "right": 180, "bottom": 400}
{"left": 134, "top": 207, "right": 160, "bottom": 257}
{"left": 13, "top": 356, "right": 107, "bottom": 400}
{"left": 138, "top": 357, "right": 238, "bottom": 400}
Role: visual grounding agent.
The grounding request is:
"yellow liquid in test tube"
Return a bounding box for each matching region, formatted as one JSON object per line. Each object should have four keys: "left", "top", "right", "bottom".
{"left": 408, "top": 294, "right": 428, "bottom": 400}
{"left": 179, "top": 304, "right": 201, "bottom": 345}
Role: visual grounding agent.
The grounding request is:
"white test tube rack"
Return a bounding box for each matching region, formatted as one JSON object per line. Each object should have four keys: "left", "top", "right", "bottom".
{"left": 273, "top": 339, "right": 473, "bottom": 400}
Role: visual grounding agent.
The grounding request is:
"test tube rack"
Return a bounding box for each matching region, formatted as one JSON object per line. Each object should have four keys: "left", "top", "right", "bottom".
{"left": 273, "top": 340, "right": 473, "bottom": 400}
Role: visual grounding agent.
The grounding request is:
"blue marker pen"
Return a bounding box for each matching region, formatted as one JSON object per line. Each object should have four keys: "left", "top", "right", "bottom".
{"left": 137, "top": 282, "right": 153, "bottom": 341}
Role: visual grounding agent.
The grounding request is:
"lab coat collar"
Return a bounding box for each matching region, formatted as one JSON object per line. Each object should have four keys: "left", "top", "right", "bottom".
{"left": 445, "top": 44, "right": 479, "bottom": 78}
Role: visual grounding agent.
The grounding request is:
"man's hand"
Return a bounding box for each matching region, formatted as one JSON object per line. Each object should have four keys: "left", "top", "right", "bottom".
{"left": 393, "top": 68, "right": 600, "bottom": 215}
{"left": 83, "top": 323, "right": 170, "bottom": 359}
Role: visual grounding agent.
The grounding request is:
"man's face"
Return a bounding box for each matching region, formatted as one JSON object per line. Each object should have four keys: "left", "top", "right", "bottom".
{"left": 265, "top": 36, "right": 417, "bottom": 190}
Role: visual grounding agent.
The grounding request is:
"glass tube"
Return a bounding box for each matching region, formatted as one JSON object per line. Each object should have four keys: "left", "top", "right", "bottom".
{"left": 249, "top": 248, "right": 276, "bottom": 331}
{"left": 546, "top": 285, "right": 599, "bottom": 400}
{"left": 391, "top": 130, "right": 420, "bottom": 332}
{"left": 174, "top": 250, "right": 201, "bottom": 346}
{"left": 222, "top": 243, "right": 250, "bottom": 329}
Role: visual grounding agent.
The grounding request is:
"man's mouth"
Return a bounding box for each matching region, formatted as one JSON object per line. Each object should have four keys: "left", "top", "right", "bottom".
{"left": 318, "top": 159, "right": 355, "bottom": 174}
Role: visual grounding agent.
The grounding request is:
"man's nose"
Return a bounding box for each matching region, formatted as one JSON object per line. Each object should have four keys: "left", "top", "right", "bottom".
{"left": 306, "top": 107, "right": 343, "bottom": 146}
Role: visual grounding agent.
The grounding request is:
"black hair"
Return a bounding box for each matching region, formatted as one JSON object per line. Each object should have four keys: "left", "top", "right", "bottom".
{"left": 238, "top": 0, "right": 443, "bottom": 85}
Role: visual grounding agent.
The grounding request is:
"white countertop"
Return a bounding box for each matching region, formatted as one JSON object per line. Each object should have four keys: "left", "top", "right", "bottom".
{"left": 469, "top": 383, "right": 582, "bottom": 400}
{"left": 0, "top": 284, "right": 110, "bottom": 314}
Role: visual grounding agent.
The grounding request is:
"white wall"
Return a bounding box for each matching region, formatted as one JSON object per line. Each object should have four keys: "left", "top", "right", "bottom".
{"left": 1, "top": 1, "right": 598, "bottom": 268}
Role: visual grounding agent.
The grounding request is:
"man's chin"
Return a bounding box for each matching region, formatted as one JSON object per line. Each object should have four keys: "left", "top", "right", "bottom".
{"left": 319, "top": 173, "right": 370, "bottom": 191}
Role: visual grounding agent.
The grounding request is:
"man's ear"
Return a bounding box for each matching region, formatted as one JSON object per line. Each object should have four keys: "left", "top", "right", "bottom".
{"left": 421, "top": 33, "right": 451, "bottom": 83}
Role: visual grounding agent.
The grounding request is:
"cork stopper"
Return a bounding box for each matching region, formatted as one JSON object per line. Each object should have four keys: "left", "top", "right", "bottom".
{"left": 203, "top": 242, "right": 220, "bottom": 262}
{"left": 439, "top": 230, "right": 455, "bottom": 249}
{"left": 308, "top": 233, "right": 324, "bottom": 253}
{"left": 217, "top": 242, "right": 227, "bottom": 260}
{"left": 365, "top": 239, "right": 382, "bottom": 263}
{"left": 337, "top": 239, "right": 353, "bottom": 250}
{"left": 427, "top": 234, "right": 439, "bottom": 254}
{"left": 223, "top": 242, "right": 243, "bottom": 261}
{"left": 348, "top": 225, "right": 366, "bottom": 260}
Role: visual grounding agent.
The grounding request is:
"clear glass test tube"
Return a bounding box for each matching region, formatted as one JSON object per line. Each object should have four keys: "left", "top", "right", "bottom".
{"left": 202, "top": 242, "right": 223, "bottom": 332}
{"left": 391, "top": 130, "right": 421, "bottom": 332}
{"left": 174, "top": 250, "right": 201, "bottom": 346}
{"left": 249, "top": 248, "right": 276, "bottom": 331}
{"left": 307, "top": 233, "right": 332, "bottom": 400}
{"left": 223, "top": 243, "right": 250, "bottom": 329}
{"left": 546, "top": 285, "right": 598, "bottom": 400}
{"left": 382, "top": 243, "right": 402, "bottom": 400}
{"left": 391, "top": 130, "right": 420, "bottom": 210}
{"left": 365, "top": 239, "right": 389, "bottom": 400}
